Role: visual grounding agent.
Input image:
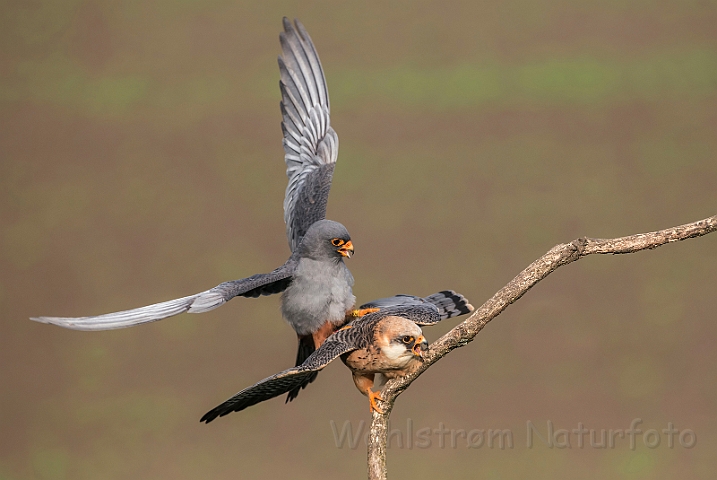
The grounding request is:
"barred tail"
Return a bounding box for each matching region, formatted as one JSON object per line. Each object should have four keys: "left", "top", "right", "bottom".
{"left": 424, "top": 290, "right": 474, "bottom": 320}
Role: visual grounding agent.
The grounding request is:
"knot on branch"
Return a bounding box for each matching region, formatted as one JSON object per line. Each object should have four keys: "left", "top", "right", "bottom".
{"left": 570, "top": 237, "right": 589, "bottom": 258}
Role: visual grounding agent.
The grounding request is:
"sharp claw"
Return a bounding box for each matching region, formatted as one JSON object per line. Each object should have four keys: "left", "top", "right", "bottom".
{"left": 368, "top": 389, "right": 384, "bottom": 414}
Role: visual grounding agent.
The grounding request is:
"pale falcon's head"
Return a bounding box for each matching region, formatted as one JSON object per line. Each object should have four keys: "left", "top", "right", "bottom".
{"left": 375, "top": 316, "right": 428, "bottom": 368}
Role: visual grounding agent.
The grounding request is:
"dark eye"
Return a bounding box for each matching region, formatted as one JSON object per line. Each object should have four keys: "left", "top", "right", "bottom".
{"left": 331, "top": 238, "right": 344, "bottom": 247}
{"left": 401, "top": 336, "right": 414, "bottom": 344}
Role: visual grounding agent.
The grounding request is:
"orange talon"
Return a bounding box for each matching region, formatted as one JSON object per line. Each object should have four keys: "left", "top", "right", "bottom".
{"left": 367, "top": 388, "right": 384, "bottom": 414}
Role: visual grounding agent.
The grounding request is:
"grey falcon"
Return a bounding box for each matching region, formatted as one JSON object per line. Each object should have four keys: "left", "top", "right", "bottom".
{"left": 31, "top": 19, "right": 373, "bottom": 401}
{"left": 200, "top": 299, "right": 470, "bottom": 423}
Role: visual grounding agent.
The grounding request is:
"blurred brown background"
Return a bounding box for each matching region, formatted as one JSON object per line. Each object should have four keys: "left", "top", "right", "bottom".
{"left": 2, "top": 1, "right": 716, "bottom": 479}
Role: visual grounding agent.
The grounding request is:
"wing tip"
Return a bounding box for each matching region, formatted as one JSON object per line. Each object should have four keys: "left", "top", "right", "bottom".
{"left": 200, "top": 405, "right": 236, "bottom": 424}
{"left": 29, "top": 315, "right": 88, "bottom": 330}
{"left": 200, "top": 411, "right": 217, "bottom": 424}
{"left": 427, "top": 290, "right": 475, "bottom": 319}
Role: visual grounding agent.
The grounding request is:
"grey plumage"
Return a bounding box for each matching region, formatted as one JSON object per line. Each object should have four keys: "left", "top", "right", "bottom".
{"left": 282, "top": 220, "right": 355, "bottom": 336}
{"left": 200, "top": 304, "right": 439, "bottom": 423}
{"left": 29, "top": 19, "right": 347, "bottom": 336}
{"left": 359, "top": 290, "right": 474, "bottom": 324}
{"left": 30, "top": 259, "right": 298, "bottom": 331}
{"left": 29, "top": 18, "right": 475, "bottom": 411}
{"left": 29, "top": 218, "right": 355, "bottom": 335}
{"left": 279, "top": 17, "right": 338, "bottom": 253}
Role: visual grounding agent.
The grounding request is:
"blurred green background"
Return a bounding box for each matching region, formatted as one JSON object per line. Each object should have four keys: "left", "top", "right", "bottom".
{"left": 2, "top": 1, "right": 716, "bottom": 479}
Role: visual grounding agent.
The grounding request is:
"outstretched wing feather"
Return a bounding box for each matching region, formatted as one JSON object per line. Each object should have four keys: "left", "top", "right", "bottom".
{"left": 30, "top": 258, "right": 298, "bottom": 331}
{"left": 202, "top": 304, "right": 447, "bottom": 423}
{"left": 279, "top": 18, "right": 338, "bottom": 252}
{"left": 200, "top": 339, "right": 356, "bottom": 423}
{"left": 359, "top": 290, "right": 473, "bottom": 325}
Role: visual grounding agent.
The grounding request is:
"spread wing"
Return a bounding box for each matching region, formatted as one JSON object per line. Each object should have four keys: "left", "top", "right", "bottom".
{"left": 200, "top": 337, "right": 356, "bottom": 423}
{"left": 279, "top": 18, "right": 339, "bottom": 252}
{"left": 359, "top": 290, "right": 474, "bottom": 325}
{"left": 30, "top": 258, "right": 298, "bottom": 331}
{"left": 201, "top": 304, "right": 442, "bottom": 423}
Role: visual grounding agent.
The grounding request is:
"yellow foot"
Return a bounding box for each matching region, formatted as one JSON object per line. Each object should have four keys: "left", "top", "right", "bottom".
{"left": 367, "top": 388, "right": 384, "bottom": 414}
{"left": 349, "top": 307, "right": 380, "bottom": 318}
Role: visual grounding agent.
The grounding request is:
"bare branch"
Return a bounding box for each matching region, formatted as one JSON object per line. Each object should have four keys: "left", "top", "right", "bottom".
{"left": 367, "top": 215, "right": 717, "bottom": 480}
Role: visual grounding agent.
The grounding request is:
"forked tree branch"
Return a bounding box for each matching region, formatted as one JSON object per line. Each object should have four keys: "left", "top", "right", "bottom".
{"left": 367, "top": 215, "right": 717, "bottom": 480}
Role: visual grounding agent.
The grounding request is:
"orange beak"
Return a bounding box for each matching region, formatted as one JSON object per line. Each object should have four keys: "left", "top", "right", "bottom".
{"left": 412, "top": 335, "right": 428, "bottom": 358}
{"left": 338, "top": 240, "right": 354, "bottom": 258}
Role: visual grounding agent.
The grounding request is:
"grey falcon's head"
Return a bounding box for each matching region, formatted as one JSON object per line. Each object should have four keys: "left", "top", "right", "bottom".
{"left": 298, "top": 220, "right": 353, "bottom": 261}
{"left": 375, "top": 316, "right": 428, "bottom": 366}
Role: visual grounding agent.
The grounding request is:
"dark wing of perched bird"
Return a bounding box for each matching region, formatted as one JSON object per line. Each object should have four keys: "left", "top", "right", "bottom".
{"left": 201, "top": 327, "right": 363, "bottom": 423}
{"left": 201, "top": 304, "right": 438, "bottom": 423}
{"left": 279, "top": 18, "right": 339, "bottom": 252}
{"left": 30, "top": 257, "right": 299, "bottom": 331}
{"left": 359, "top": 290, "right": 474, "bottom": 325}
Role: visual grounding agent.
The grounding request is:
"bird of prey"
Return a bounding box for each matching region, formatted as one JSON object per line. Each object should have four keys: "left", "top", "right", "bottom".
{"left": 200, "top": 295, "right": 473, "bottom": 423}
{"left": 29, "top": 19, "right": 466, "bottom": 403}
{"left": 30, "top": 19, "right": 366, "bottom": 398}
